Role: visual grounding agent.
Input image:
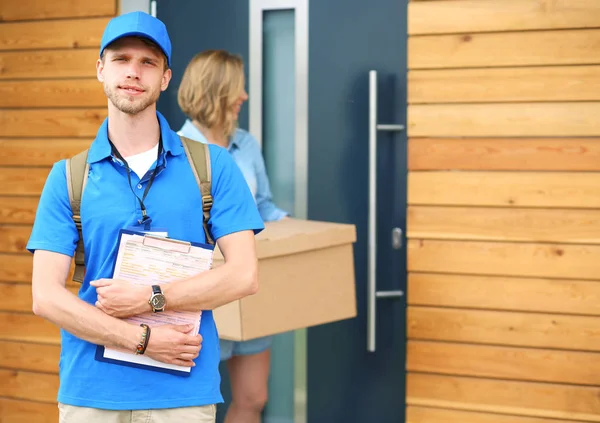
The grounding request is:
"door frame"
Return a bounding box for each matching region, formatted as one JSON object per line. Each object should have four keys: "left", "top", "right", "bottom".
{"left": 249, "top": 0, "right": 309, "bottom": 221}
{"left": 248, "top": 2, "right": 310, "bottom": 422}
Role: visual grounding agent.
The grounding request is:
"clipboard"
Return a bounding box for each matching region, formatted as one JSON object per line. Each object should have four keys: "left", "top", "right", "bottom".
{"left": 95, "top": 229, "right": 214, "bottom": 376}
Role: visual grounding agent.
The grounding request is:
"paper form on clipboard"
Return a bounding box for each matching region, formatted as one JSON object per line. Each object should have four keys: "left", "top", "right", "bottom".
{"left": 94, "top": 229, "right": 214, "bottom": 376}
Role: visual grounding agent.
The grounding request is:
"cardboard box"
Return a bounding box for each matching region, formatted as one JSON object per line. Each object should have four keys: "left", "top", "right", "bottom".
{"left": 212, "top": 218, "right": 357, "bottom": 341}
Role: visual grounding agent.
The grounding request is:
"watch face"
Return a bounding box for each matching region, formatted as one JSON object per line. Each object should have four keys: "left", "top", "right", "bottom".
{"left": 151, "top": 295, "right": 166, "bottom": 309}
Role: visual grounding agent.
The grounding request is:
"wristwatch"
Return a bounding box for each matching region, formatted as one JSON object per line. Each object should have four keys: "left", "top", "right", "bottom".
{"left": 149, "top": 285, "right": 166, "bottom": 312}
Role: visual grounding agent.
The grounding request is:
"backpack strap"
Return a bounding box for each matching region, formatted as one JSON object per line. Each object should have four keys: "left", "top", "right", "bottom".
{"left": 180, "top": 136, "right": 214, "bottom": 246}
{"left": 66, "top": 150, "right": 90, "bottom": 283}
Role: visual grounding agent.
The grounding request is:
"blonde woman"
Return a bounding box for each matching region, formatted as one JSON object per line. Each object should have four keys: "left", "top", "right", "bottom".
{"left": 177, "top": 50, "right": 287, "bottom": 423}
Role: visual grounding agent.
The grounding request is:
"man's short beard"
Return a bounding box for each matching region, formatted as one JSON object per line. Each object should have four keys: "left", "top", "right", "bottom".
{"left": 104, "top": 83, "right": 160, "bottom": 115}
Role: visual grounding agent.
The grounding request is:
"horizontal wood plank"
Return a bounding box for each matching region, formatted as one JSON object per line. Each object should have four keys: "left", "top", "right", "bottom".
{"left": 0, "top": 168, "right": 49, "bottom": 196}
{"left": 0, "top": 225, "right": 30, "bottom": 253}
{"left": 0, "top": 282, "right": 79, "bottom": 312}
{"left": 0, "top": 369, "right": 58, "bottom": 403}
{"left": 408, "top": 0, "right": 600, "bottom": 35}
{"left": 408, "top": 306, "right": 600, "bottom": 351}
{"left": 0, "top": 312, "right": 60, "bottom": 344}
{"left": 408, "top": 273, "right": 600, "bottom": 315}
{"left": 407, "top": 340, "right": 600, "bottom": 385}
{"left": 0, "top": 0, "right": 116, "bottom": 21}
{"left": 408, "top": 171, "right": 600, "bottom": 208}
{"left": 0, "top": 138, "right": 93, "bottom": 166}
{"left": 406, "top": 406, "right": 585, "bottom": 423}
{"left": 408, "top": 138, "right": 600, "bottom": 171}
{"left": 408, "top": 240, "right": 600, "bottom": 280}
{"left": 0, "top": 79, "right": 105, "bottom": 108}
{"left": 0, "top": 254, "right": 32, "bottom": 282}
{"left": 407, "top": 373, "right": 600, "bottom": 421}
{"left": 408, "top": 103, "right": 600, "bottom": 137}
{"left": 0, "top": 340, "right": 60, "bottom": 373}
{"left": 407, "top": 206, "right": 600, "bottom": 244}
{"left": 408, "top": 66, "right": 600, "bottom": 103}
{"left": 0, "top": 49, "right": 98, "bottom": 79}
{"left": 0, "top": 108, "right": 107, "bottom": 137}
{"left": 0, "top": 398, "right": 58, "bottom": 423}
{"left": 0, "top": 18, "right": 108, "bottom": 50}
{"left": 409, "top": 29, "right": 600, "bottom": 69}
{"left": 0, "top": 283, "right": 32, "bottom": 312}
{"left": 0, "top": 197, "right": 38, "bottom": 224}
{"left": 0, "top": 253, "right": 77, "bottom": 285}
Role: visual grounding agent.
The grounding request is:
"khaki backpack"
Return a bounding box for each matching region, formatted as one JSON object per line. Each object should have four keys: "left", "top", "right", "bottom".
{"left": 65, "top": 136, "right": 214, "bottom": 283}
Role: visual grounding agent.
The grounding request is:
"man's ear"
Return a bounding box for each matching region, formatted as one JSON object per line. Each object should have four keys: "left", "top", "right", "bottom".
{"left": 161, "top": 68, "right": 172, "bottom": 92}
{"left": 96, "top": 58, "right": 105, "bottom": 83}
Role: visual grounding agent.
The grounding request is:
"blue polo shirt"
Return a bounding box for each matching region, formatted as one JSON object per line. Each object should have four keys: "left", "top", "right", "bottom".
{"left": 26, "top": 112, "right": 264, "bottom": 410}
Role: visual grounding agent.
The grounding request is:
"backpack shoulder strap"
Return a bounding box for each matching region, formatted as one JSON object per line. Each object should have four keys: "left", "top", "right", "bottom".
{"left": 180, "top": 136, "right": 214, "bottom": 245}
{"left": 66, "top": 149, "right": 90, "bottom": 283}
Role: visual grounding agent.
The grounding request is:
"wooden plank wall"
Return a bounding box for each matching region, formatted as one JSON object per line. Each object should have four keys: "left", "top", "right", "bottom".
{"left": 406, "top": 1, "right": 600, "bottom": 422}
{"left": 0, "top": 1, "right": 114, "bottom": 421}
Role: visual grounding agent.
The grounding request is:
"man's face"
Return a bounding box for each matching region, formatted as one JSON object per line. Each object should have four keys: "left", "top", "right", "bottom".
{"left": 96, "top": 37, "right": 172, "bottom": 115}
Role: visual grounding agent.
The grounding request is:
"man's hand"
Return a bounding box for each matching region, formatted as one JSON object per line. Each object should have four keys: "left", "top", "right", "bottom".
{"left": 91, "top": 278, "right": 150, "bottom": 318}
{"left": 144, "top": 324, "right": 202, "bottom": 367}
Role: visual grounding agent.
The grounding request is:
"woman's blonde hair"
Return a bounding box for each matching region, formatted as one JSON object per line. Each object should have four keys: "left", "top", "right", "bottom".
{"left": 178, "top": 50, "right": 245, "bottom": 138}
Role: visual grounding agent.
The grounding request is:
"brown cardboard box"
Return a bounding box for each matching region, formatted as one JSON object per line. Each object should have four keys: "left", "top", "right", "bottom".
{"left": 212, "top": 218, "right": 357, "bottom": 341}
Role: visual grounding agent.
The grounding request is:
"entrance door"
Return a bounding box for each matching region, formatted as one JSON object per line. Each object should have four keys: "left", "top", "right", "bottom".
{"left": 306, "top": 1, "right": 408, "bottom": 422}
{"left": 157, "top": 0, "right": 408, "bottom": 421}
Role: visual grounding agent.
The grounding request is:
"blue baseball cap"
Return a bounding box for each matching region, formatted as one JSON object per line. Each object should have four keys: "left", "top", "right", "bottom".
{"left": 100, "top": 11, "right": 172, "bottom": 67}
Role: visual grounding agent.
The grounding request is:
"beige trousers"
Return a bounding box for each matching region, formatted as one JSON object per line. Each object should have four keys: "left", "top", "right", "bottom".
{"left": 58, "top": 403, "right": 216, "bottom": 423}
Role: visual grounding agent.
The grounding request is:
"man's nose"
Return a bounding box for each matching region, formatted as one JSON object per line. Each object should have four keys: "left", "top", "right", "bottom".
{"left": 125, "top": 63, "right": 141, "bottom": 79}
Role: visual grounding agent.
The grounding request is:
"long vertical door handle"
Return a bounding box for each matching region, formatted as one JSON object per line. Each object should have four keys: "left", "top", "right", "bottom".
{"left": 367, "top": 70, "right": 405, "bottom": 353}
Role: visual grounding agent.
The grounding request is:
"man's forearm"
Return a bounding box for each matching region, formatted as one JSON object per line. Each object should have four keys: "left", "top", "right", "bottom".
{"left": 33, "top": 284, "right": 140, "bottom": 351}
{"left": 96, "top": 231, "right": 260, "bottom": 315}
{"left": 163, "top": 260, "right": 258, "bottom": 311}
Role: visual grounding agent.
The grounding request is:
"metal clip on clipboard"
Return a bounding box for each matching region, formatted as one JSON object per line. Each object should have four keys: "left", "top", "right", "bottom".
{"left": 141, "top": 234, "right": 192, "bottom": 254}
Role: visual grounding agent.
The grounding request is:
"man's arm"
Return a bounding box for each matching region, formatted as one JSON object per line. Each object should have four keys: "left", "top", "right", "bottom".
{"left": 163, "top": 229, "right": 258, "bottom": 311}
{"left": 33, "top": 250, "right": 202, "bottom": 367}
{"left": 94, "top": 229, "right": 258, "bottom": 315}
{"left": 32, "top": 250, "right": 140, "bottom": 348}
